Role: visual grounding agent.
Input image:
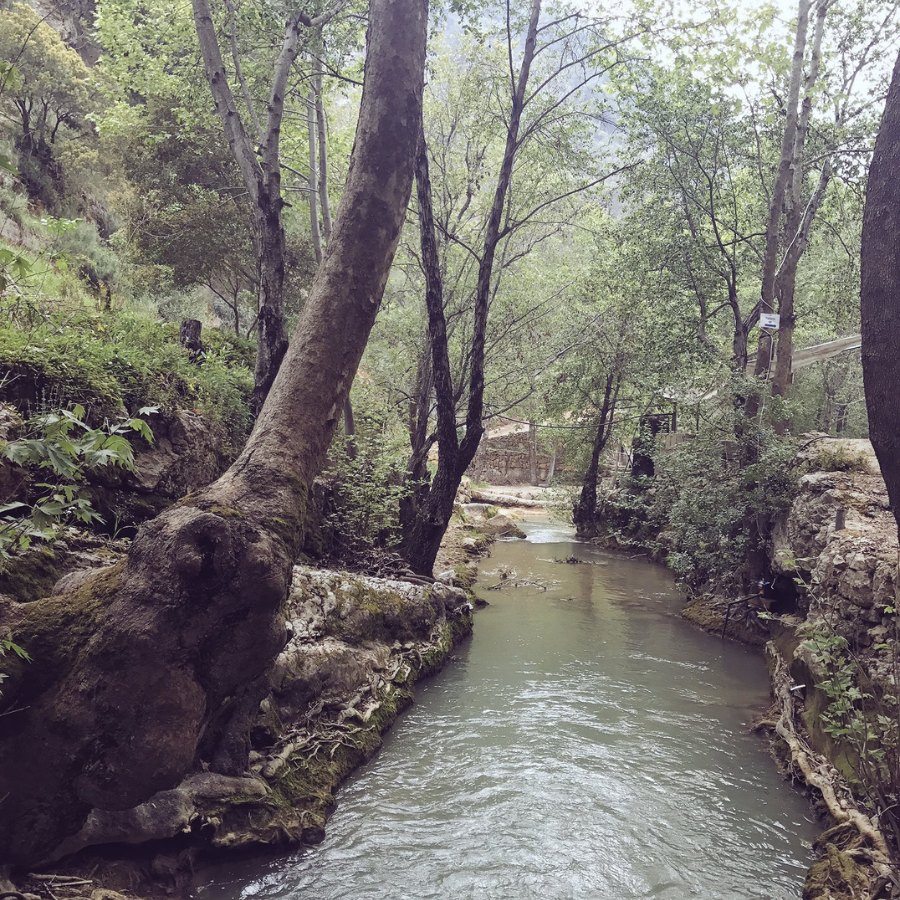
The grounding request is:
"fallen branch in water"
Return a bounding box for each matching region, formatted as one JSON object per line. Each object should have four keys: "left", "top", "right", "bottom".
{"left": 471, "top": 489, "right": 544, "bottom": 509}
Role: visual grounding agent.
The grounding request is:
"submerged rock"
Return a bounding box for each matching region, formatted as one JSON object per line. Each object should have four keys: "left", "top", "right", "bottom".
{"left": 480, "top": 514, "right": 526, "bottom": 539}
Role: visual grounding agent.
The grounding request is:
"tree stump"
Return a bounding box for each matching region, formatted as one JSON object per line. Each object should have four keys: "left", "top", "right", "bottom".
{"left": 180, "top": 319, "right": 204, "bottom": 363}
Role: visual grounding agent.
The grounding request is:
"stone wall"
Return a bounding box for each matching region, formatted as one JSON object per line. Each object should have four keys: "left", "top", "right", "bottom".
{"left": 770, "top": 438, "right": 897, "bottom": 651}
{"left": 467, "top": 428, "right": 565, "bottom": 486}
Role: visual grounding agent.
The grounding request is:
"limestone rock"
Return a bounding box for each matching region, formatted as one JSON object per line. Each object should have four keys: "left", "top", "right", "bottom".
{"left": 480, "top": 514, "right": 526, "bottom": 539}
{"left": 43, "top": 566, "right": 473, "bottom": 861}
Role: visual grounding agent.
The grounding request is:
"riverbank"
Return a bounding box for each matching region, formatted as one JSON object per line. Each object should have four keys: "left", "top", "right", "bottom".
{"left": 0, "top": 509, "right": 512, "bottom": 900}
{"left": 586, "top": 439, "right": 900, "bottom": 898}
{"left": 3, "top": 479, "right": 872, "bottom": 900}
{"left": 191, "top": 514, "right": 817, "bottom": 900}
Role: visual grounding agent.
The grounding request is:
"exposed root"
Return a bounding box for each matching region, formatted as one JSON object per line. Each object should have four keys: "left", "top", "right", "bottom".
{"left": 771, "top": 651, "right": 892, "bottom": 869}
{"left": 259, "top": 624, "right": 451, "bottom": 781}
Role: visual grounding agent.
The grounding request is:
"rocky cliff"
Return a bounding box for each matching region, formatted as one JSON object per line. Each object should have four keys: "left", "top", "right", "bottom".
{"left": 683, "top": 437, "right": 900, "bottom": 897}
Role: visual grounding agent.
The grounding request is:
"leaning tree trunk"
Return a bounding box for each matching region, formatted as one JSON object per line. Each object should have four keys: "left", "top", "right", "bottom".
{"left": 861, "top": 50, "right": 900, "bottom": 537}
{"left": 0, "top": 0, "right": 427, "bottom": 866}
{"left": 573, "top": 373, "right": 619, "bottom": 536}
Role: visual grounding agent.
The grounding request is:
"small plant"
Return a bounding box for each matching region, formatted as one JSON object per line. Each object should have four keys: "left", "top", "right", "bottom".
{"left": 794, "top": 575, "right": 900, "bottom": 862}
{"left": 0, "top": 636, "right": 30, "bottom": 698}
{"left": 0, "top": 403, "right": 156, "bottom": 564}
{"left": 323, "top": 416, "right": 412, "bottom": 555}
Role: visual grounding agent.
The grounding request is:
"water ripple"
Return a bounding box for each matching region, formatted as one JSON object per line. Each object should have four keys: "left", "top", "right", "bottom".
{"left": 197, "top": 524, "right": 817, "bottom": 900}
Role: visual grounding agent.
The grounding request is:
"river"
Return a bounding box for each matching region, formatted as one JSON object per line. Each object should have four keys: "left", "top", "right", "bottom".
{"left": 196, "top": 519, "right": 818, "bottom": 900}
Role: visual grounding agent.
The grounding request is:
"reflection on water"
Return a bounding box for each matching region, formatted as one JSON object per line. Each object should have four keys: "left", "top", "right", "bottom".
{"left": 196, "top": 520, "right": 816, "bottom": 900}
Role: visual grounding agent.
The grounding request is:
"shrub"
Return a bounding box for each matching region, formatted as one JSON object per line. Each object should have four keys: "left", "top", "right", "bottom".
{"left": 652, "top": 429, "right": 798, "bottom": 591}
{"left": 0, "top": 403, "right": 154, "bottom": 563}
{"left": 322, "top": 408, "right": 413, "bottom": 556}
{"left": 803, "top": 443, "right": 870, "bottom": 474}
{"left": 595, "top": 424, "right": 799, "bottom": 594}
{"left": 0, "top": 310, "right": 253, "bottom": 452}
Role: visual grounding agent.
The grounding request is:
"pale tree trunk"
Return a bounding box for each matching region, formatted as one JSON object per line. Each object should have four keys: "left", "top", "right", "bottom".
{"left": 315, "top": 54, "right": 334, "bottom": 240}
{"left": 0, "top": 0, "right": 427, "bottom": 865}
{"left": 771, "top": 0, "right": 831, "bottom": 425}
{"left": 861, "top": 50, "right": 900, "bottom": 538}
{"left": 529, "top": 421, "right": 538, "bottom": 485}
{"left": 402, "top": 0, "right": 543, "bottom": 576}
{"left": 547, "top": 442, "right": 558, "bottom": 483}
{"left": 307, "top": 89, "right": 324, "bottom": 263}
{"left": 746, "top": 0, "right": 811, "bottom": 421}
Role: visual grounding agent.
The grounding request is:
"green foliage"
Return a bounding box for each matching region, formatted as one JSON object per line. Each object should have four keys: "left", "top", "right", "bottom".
{"left": 323, "top": 414, "right": 413, "bottom": 555}
{"left": 802, "top": 444, "right": 870, "bottom": 474}
{"left": 0, "top": 636, "right": 30, "bottom": 697}
{"left": 657, "top": 428, "right": 798, "bottom": 591}
{"left": 597, "top": 411, "right": 799, "bottom": 592}
{"left": 0, "top": 2, "right": 102, "bottom": 209}
{"left": 800, "top": 612, "right": 900, "bottom": 860}
{"left": 0, "top": 403, "right": 155, "bottom": 563}
{"left": 0, "top": 310, "right": 253, "bottom": 450}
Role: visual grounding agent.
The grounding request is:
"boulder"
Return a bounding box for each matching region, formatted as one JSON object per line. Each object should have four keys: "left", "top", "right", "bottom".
{"left": 40, "top": 565, "right": 474, "bottom": 860}
{"left": 480, "top": 514, "right": 526, "bottom": 539}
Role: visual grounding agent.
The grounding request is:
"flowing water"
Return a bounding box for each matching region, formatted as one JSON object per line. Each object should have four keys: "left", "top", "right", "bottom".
{"left": 197, "top": 519, "right": 818, "bottom": 900}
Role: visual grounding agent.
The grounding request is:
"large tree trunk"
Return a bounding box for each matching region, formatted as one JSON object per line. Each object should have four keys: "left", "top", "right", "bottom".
{"left": 745, "top": 0, "right": 811, "bottom": 421}
{"left": 0, "top": 0, "right": 427, "bottom": 866}
{"left": 861, "top": 50, "right": 900, "bottom": 536}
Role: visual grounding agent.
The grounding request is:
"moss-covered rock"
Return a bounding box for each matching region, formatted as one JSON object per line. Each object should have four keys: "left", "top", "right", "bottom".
{"left": 0, "top": 561, "right": 124, "bottom": 706}
{"left": 34, "top": 565, "right": 474, "bottom": 860}
{"left": 802, "top": 843, "right": 869, "bottom": 900}
{"left": 0, "top": 546, "right": 62, "bottom": 602}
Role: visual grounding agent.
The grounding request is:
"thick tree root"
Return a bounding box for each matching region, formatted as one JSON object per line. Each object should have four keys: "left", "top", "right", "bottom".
{"left": 771, "top": 651, "right": 893, "bottom": 876}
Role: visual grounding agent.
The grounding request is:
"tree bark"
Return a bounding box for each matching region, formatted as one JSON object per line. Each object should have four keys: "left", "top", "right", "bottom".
{"left": 304, "top": 64, "right": 354, "bottom": 451}
{"left": 401, "top": 0, "right": 543, "bottom": 576}
{"left": 0, "top": 0, "right": 427, "bottom": 865}
{"left": 179, "top": 318, "right": 203, "bottom": 354}
{"left": 398, "top": 346, "right": 433, "bottom": 533}
{"left": 574, "top": 372, "right": 619, "bottom": 536}
{"left": 746, "top": 0, "right": 811, "bottom": 421}
{"left": 861, "top": 50, "right": 900, "bottom": 538}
